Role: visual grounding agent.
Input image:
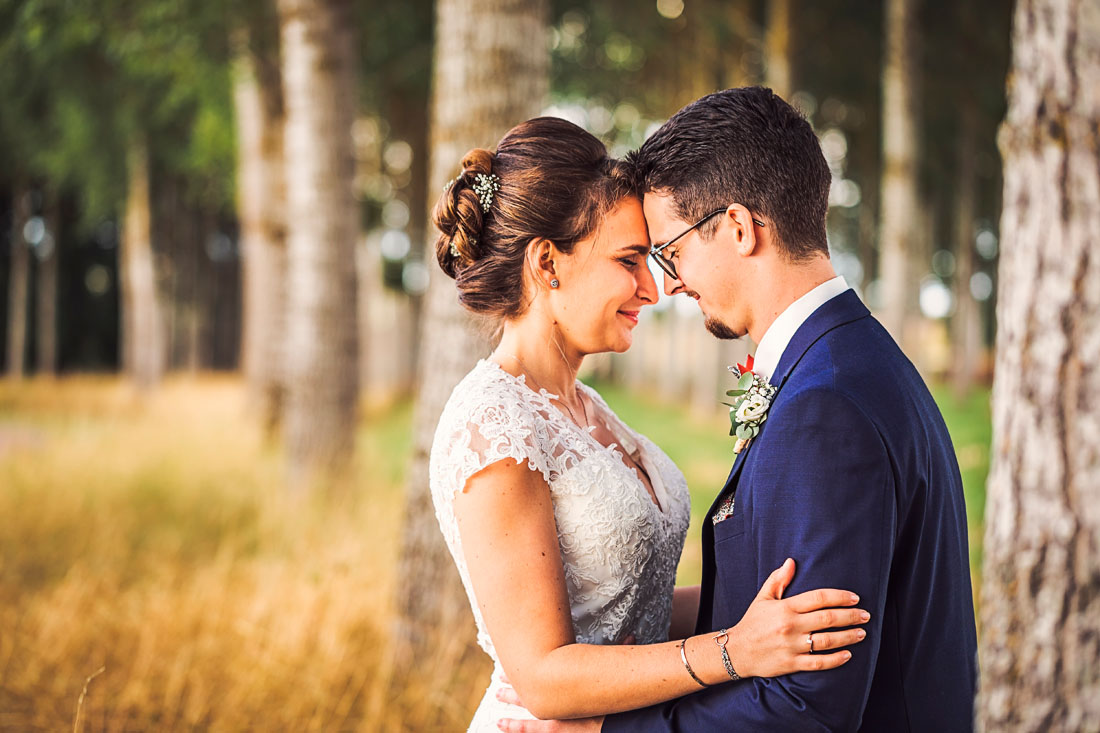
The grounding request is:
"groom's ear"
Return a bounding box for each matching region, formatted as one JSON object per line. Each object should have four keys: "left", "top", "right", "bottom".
{"left": 725, "top": 204, "right": 759, "bottom": 257}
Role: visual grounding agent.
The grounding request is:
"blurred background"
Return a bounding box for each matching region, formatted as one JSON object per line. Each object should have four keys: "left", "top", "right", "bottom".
{"left": 0, "top": 0, "right": 1009, "bottom": 729}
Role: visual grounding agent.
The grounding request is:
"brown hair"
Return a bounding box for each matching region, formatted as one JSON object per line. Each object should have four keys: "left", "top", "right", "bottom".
{"left": 627, "top": 87, "right": 831, "bottom": 260}
{"left": 433, "top": 117, "right": 635, "bottom": 319}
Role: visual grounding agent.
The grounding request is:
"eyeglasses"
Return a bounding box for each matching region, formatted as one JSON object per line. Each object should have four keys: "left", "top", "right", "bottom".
{"left": 649, "top": 207, "right": 766, "bottom": 281}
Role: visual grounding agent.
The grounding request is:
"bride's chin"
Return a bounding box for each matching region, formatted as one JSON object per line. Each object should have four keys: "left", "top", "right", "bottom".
{"left": 609, "top": 334, "right": 633, "bottom": 353}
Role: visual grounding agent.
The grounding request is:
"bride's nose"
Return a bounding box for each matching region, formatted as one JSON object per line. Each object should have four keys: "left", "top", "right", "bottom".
{"left": 637, "top": 262, "right": 659, "bottom": 303}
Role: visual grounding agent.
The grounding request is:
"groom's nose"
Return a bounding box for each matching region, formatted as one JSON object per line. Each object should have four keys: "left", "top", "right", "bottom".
{"left": 664, "top": 271, "right": 685, "bottom": 296}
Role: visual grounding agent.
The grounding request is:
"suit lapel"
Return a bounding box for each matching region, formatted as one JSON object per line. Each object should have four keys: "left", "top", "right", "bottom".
{"left": 769, "top": 289, "right": 870, "bottom": 391}
{"left": 706, "top": 442, "right": 752, "bottom": 522}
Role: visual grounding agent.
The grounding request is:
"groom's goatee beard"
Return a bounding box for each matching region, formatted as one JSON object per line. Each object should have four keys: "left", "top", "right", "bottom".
{"left": 705, "top": 316, "right": 742, "bottom": 340}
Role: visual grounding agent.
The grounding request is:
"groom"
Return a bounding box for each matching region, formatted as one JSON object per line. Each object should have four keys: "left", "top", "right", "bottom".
{"left": 504, "top": 87, "right": 978, "bottom": 731}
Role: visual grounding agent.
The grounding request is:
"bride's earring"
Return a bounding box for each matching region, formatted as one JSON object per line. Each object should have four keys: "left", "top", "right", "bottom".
{"left": 550, "top": 278, "right": 560, "bottom": 289}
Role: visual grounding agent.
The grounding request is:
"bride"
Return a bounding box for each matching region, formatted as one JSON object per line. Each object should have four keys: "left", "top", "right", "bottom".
{"left": 428, "top": 117, "right": 868, "bottom": 731}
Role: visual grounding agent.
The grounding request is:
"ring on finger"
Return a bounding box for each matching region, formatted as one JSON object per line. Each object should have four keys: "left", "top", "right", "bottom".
{"left": 808, "top": 633, "right": 815, "bottom": 653}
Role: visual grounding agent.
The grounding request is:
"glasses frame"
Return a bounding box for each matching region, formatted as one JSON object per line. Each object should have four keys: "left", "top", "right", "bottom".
{"left": 650, "top": 207, "right": 765, "bottom": 280}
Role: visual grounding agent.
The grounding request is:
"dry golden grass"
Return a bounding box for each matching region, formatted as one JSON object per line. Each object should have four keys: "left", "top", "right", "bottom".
{"left": 0, "top": 375, "right": 488, "bottom": 732}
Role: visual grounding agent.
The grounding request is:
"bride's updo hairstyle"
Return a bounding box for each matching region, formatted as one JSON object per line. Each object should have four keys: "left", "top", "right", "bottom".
{"left": 432, "top": 117, "right": 634, "bottom": 319}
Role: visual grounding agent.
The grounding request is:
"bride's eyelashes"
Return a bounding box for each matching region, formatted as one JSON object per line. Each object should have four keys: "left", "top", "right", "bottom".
{"left": 616, "top": 247, "right": 651, "bottom": 270}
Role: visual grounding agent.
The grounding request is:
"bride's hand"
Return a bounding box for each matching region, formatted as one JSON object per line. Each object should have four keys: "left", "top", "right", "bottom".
{"left": 728, "top": 558, "right": 870, "bottom": 679}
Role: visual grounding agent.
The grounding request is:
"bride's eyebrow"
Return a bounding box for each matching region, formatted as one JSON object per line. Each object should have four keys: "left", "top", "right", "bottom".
{"left": 617, "top": 244, "right": 650, "bottom": 256}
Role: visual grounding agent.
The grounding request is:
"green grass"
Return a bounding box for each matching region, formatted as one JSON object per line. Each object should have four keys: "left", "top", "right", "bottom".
{"left": 359, "top": 397, "right": 414, "bottom": 488}
{"left": 932, "top": 385, "right": 993, "bottom": 574}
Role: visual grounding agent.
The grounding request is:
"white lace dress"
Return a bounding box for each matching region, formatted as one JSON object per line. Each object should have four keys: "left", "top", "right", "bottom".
{"left": 430, "top": 360, "right": 691, "bottom": 731}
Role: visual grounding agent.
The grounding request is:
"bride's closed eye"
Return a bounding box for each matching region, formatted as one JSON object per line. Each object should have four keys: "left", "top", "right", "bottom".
{"left": 617, "top": 256, "right": 641, "bottom": 269}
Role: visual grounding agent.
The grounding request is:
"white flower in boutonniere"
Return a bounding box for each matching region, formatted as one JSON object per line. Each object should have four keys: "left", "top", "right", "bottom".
{"left": 734, "top": 393, "right": 770, "bottom": 423}
{"left": 724, "top": 354, "right": 777, "bottom": 454}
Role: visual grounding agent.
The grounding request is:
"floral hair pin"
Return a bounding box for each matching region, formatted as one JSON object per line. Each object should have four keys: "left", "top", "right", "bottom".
{"left": 472, "top": 172, "right": 500, "bottom": 213}
{"left": 443, "top": 172, "right": 500, "bottom": 213}
{"left": 724, "top": 354, "right": 777, "bottom": 454}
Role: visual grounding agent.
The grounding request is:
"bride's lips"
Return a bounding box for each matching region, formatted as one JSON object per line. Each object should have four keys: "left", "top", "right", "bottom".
{"left": 618, "top": 309, "right": 640, "bottom": 325}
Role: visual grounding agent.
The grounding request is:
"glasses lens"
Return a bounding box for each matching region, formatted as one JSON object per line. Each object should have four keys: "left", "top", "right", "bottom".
{"left": 651, "top": 251, "right": 676, "bottom": 280}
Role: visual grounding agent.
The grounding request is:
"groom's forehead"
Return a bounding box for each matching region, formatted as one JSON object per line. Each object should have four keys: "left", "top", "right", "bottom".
{"left": 641, "top": 192, "right": 687, "bottom": 240}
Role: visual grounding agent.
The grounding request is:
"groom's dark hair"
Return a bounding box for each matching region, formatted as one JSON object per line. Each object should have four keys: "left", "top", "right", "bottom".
{"left": 627, "top": 86, "right": 831, "bottom": 260}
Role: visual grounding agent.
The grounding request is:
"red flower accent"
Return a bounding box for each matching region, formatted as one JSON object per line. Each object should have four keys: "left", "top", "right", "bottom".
{"left": 737, "top": 354, "right": 755, "bottom": 376}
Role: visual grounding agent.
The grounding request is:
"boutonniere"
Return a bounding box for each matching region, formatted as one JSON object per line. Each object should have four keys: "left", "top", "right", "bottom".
{"left": 724, "top": 355, "right": 777, "bottom": 454}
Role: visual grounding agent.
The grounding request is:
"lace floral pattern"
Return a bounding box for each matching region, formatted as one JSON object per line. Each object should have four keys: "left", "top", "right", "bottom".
{"left": 429, "top": 360, "right": 691, "bottom": 731}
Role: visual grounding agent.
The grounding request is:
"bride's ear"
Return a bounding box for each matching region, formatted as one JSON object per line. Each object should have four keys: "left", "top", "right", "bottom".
{"left": 526, "top": 238, "right": 560, "bottom": 291}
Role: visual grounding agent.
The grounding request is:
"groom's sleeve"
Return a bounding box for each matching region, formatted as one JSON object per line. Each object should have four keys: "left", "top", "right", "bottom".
{"left": 604, "top": 388, "right": 894, "bottom": 732}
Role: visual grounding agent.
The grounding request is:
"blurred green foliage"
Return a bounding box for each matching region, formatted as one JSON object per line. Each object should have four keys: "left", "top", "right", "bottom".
{"left": 0, "top": 0, "right": 235, "bottom": 227}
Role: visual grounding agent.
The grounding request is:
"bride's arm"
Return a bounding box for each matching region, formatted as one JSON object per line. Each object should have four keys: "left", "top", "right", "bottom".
{"left": 454, "top": 458, "right": 868, "bottom": 721}
{"left": 668, "top": 586, "right": 700, "bottom": 640}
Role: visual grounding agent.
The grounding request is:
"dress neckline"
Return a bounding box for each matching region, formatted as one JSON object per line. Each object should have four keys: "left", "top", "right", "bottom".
{"left": 478, "top": 359, "right": 671, "bottom": 516}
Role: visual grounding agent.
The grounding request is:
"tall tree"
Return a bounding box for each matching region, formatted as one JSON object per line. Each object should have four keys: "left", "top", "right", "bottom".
{"left": 5, "top": 183, "right": 30, "bottom": 378}
{"left": 951, "top": 101, "right": 980, "bottom": 398}
{"left": 877, "top": 0, "right": 920, "bottom": 349}
{"left": 120, "top": 139, "right": 165, "bottom": 389}
{"left": 978, "top": 0, "right": 1100, "bottom": 729}
{"left": 234, "top": 18, "right": 288, "bottom": 435}
{"left": 764, "top": 0, "right": 792, "bottom": 99}
{"left": 0, "top": 0, "right": 237, "bottom": 378}
{"left": 35, "top": 189, "right": 59, "bottom": 375}
{"left": 395, "top": 0, "right": 549, "bottom": 653}
{"left": 277, "top": 0, "right": 360, "bottom": 485}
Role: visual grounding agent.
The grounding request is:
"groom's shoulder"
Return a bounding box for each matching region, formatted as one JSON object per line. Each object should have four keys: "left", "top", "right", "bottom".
{"left": 790, "top": 313, "right": 901, "bottom": 381}
{"left": 784, "top": 314, "right": 932, "bottom": 423}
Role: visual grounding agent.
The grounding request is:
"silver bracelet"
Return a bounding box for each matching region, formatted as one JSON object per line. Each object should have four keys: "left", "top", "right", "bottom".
{"left": 714, "top": 629, "right": 741, "bottom": 681}
{"left": 679, "top": 639, "right": 710, "bottom": 688}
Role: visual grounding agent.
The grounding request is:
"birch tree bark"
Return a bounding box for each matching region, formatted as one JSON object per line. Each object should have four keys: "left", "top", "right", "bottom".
{"left": 394, "top": 0, "right": 549, "bottom": 653}
{"left": 277, "top": 0, "right": 359, "bottom": 485}
{"left": 978, "top": 0, "right": 1100, "bottom": 729}
{"left": 120, "top": 139, "right": 165, "bottom": 389}
{"left": 878, "top": 0, "right": 921, "bottom": 350}
{"left": 5, "top": 183, "right": 30, "bottom": 378}
{"left": 235, "top": 39, "right": 288, "bottom": 436}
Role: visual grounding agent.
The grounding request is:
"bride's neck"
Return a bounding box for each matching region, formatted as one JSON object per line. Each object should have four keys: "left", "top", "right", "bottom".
{"left": 493, "top": 315, "right": 584, "bottom": 399}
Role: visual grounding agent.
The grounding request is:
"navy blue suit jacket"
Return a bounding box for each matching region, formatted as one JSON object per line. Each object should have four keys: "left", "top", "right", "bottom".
{"left": 604, "top": 290, "right": 978, "bottom": 732}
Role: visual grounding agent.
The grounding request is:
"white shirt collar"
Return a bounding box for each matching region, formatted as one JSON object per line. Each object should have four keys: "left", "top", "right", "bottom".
{"left": 751, "top": 276, "right": 849, "bottom": 381}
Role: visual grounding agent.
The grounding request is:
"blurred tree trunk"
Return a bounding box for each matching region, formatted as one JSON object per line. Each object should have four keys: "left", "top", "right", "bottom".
{"left": 719, "top": 0, "right": 759, "bottom": 89}
{"left": 978, "top": 0, "right": 1100, "bottom": 729}
{"left": 5, "top": 183, "right": 30, "bottom": 378}
{"left": 877, "top": 0, "right": 920, "bottom": 350}
{"left": 34, "top": 190, "right": 59, "bottom": 375}
{"left": 764, "top": 0, "right": 792, "bottom": 99}
{"left": 120, "top": 139, "right": 165, "bottom": 389}
{"left": 277, "top": 0, "right": 359, "bottom": 486}
{"left": 157, "top": 176, "right": 197, "bottom": 372}
{"left": 235, "top": 39, "right": 288, "bottom": 436}
{"left": 951, "top": 102, "right": 980, "bottom": 399}
{"left": 395, "top": 0, "right": 549, "bottom": 656}
{"left": 387, "top": 90, "right": 430, "bottom": 395}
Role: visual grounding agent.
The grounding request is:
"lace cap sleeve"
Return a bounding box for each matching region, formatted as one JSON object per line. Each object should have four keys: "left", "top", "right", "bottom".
{"left": 430, "top": 369, "right": 559, "bottom": 501}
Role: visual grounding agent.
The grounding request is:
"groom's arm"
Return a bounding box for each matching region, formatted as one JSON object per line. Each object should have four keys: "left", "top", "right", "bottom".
{"left": 604, "top": 388, "right": 894, "bottom": 733}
